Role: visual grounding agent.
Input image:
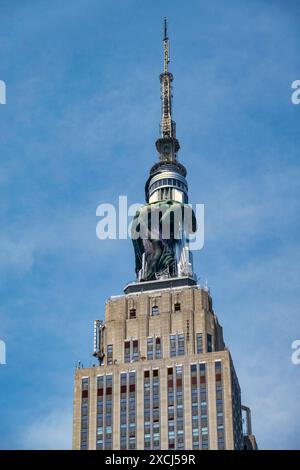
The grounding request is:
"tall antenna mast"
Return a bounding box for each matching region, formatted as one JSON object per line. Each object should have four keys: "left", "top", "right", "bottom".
{"left": 163, "top": 17, "right": 169, "bottom": 73}
{"left": 155, "top": 18, "right": 180, "bottom": 162}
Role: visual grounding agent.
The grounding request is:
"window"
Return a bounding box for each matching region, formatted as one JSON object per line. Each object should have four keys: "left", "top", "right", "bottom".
{"left": 147, "top": 337, "right": 153, "bottom": 360}
{"left": 196, "top": 333, "right": 203, "bottom": 353}
{"left": 81, "top": 377, "right": 89, "bottom": 449}
{"left": 129, "top": 308, "right": 136, "bottom": 319}
{"left": 170, "top": 333, "right": 185, "bottom": 357}
{"left": 124, "top": 341, "right": 130, "bottom": 363}
{"left": 215, "top": 361, "right": 225, "bottom": 449}
{"left": 190, "top": 363, "right": 210, "bottom": 449}
{"left": 107, "top": 344, "right": 113, "bottom": 365}
{"left": 132, "top": 340, "right": 139, "bottom": 362}
{"left": 170, "top": 335, "right": 176, "bottom": 357}
{"left": 96, "top": 375, "right": 113, "bottom": 450}
{"left": 144, "top": 369, "right": 160, "bottom": 449}
{"left": 178, "top": 334, "right": 185, "bottom": 356}
{"left": 124, "top": 339, "right": 139, "bottom": 363}
{"left": 155, "top": 337, "right": 162, "bottom": 359}
{"left": 207, "top": 334, "right": 212, "bottom": 353}
{"left": 174, "top": 302, "right": 181, "bottom": 312}
{"left": 152, "top": 305, "right": 159, "bottom": 316}
{"left": 120, "top": 371, "right": 136, "bottom": 449}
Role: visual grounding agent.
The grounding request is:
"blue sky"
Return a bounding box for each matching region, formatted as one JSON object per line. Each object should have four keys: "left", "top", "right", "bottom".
{"left": 0, "top": 0, "right": 299, "bottom": 449}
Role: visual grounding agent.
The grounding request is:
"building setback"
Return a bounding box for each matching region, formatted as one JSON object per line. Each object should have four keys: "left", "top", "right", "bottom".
{"left": 72, "top": 20, "right": 257, "bottom": 451}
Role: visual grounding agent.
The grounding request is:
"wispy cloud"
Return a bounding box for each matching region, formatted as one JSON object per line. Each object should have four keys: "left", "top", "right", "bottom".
{"left": 21, "top": 409, "right": 72, "bottom": 450}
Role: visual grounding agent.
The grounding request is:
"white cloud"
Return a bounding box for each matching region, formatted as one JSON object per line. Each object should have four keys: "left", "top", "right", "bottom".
{"left": 21, "top": 409, "right": 72, "bottom": 450}
{"left": 0, "top": 238, "right": 35, "bottom": 278}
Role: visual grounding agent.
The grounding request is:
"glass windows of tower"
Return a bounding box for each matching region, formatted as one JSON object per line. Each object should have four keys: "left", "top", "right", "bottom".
{"left": 196, "top": 333, "right": 203, "bottom": 353}
{"left": 190, "top": 363, "right": 210, "bottom": 449}
{"left": 178, "top": 334, "right": 185, "bottom": 356}
{"left": 120, "top": 373, "right": 127, "bottom": 450}
{"left": 96, "top": 376, "right": 103, "bottom": 450}
{"left": 147, "top": 337, "right": 162, "bottom": 360}
{"left": 129, "top": 308, "right": 136, "bottom": 319}
{"left": 153, "top": 369, "right": 160, "bottom": 449}
{"left": 128, "top": 372, "right": 136, "bottom": 449}
{"left": 207, "top": 334, "right": 212, "bottom": 353}
{"left": 149, "top": 178, "right": 188, "bottom": 195}
{"left": 144, "top": 369, "right": 160, "bottom": 450}
{"left": 147, "top": 337, "right": 153, "bottom": 360}
{"left": 167, "top": 366, "right": 185, "bottom": 449}
{"left": 132, "top": 340, "right": 139, "bottom": 362}
{"left": 170, "top": 335, "right": 176, "bottom": 357}
{"left": 107, "top": 344, "right": 113, "bottom": 365}
{"left": 155, "top": 337, "right": 162, "bottom": 359}
{"left": 96, "top": 374, "right": 113, "bottom": 450}
{"left": 169, "top": 333, "right": 185, "bottom": 357}
{"left": 80, "top": 378, "right": 89, "bottom": 450}
{"left": 144, "top": 370, "right": 151, "bottom": 450}
{"left": 176, "top": 366, "right": 184, "bottom": 450}
{"left": 151, "top": 305, "right": 159, "bottom": 316}
{"left": 167, "top": 367, "right": 175, "bottom": 449}
{"left": 215, "top": 361, "right": 225, "bottom": 450}
{"left": 174, "top": 302, "right": 181, "bottom": 311}
{"left": 105, "top": 375, "right": 113, "bottom": 449}
{"left": 124, "top": 341, "right": 130, "bottom": 363}
{"left": 124, "top": 339, "right": 139, "bottom": 363}
{"left": 119, "top": 371, "right": 136, "bottom": 450}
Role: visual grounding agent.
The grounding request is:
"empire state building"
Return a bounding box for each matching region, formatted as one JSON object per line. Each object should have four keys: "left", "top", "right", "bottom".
{"left": 72, "top": 20, "right": 257, "bottom": 451}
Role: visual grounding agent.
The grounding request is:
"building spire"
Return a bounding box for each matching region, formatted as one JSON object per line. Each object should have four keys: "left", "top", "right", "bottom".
{"left": 156, "top": 18, "right": 180, "bottom": 162}
{"left": 163, "top": 17, "right": 169, "bottom": 73}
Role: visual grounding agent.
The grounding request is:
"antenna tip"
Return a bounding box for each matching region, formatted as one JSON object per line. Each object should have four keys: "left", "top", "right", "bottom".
{"left": 164, "top": 17, "right": 168, "bottom": 40}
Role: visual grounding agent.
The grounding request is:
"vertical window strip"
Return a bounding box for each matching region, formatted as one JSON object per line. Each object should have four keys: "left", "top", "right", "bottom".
{"left": 120, "top": 371, "right": 136, "bottom": 450}
{"left": 105, "top": 375, "right": 113, "bottom": 449}
{"left": 167, "top": 367, "right": 175, "bottom": 449}
{"left": 167, "top": 366, "right": 185, "bottom": 449}
{"left": 124, "top": 339, "right": 139, "bottom": 363}
{"left": 120, "top": 372, "right": 127, "bottom": 450}
{"left": 147, "top": 337, "right": 153, "bottom": 360}
{"left": 176, "top": 365, "right": 185, "bottom": 449}
{"left": 96, "top": 375, "right": 113, "bottom": 450}
{"left": 128, "top": 371, "right": 136, "bottom": 449}
{"left": 207, "top": 334, "right": 212, "bottom": 353}
{"left": 80, "top": 377, "right": 89, "bottom": 450}
{"left": 196, "top": 333, "right": 203, "bottom": 353}
{"left": 190, "top": 363, "right": 209, "bottom": 450}
{"left": 170, "top": 335, "right": 176, "bottom": 357}
{"left": 144, "top": 370, "right": 151, "bottom": 449}
{"left": 96, "top": 376, "right": 104, "bottom": 450}
{"left": 199, "top": 363, "right": 209, "bottom": 449}
{"left": 190, "top": 364, "right": 199, "bottom": 449}
{"left": 169, "top": 333, "right": 185, "bottom": 357}
{"left": 152, "top": 369, "right": 160, "bottom": 449}
{"left": 155, "top": 337, "right": 162, "bottom": 359}
{"left": 107, "top": 344, "right": 113, "bottom": 365}
{"left": 215, "top": 361, "right": 225, "bottom": 450}
{"left": 147, "top": 336, "right": 162, "bottom": 360}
